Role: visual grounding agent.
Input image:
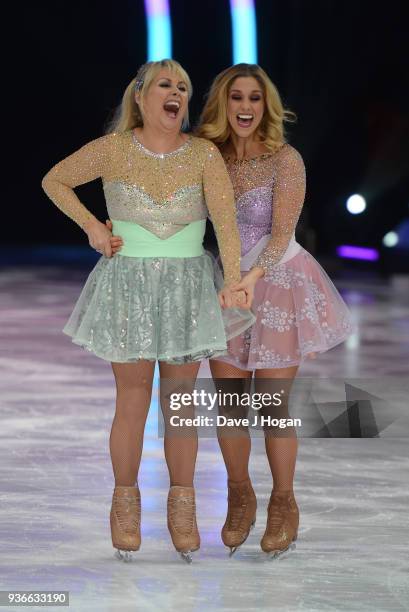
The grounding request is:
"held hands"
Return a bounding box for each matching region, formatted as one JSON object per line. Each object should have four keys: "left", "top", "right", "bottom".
{"left": 219, "top": 267, "right": 264, "bottom": 310}
{"left": 218, "top": 286, "right": 249, "bottom": 310}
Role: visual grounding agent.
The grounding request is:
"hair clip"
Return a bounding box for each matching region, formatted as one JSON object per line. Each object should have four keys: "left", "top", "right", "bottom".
{"left": 134, "top": 79, "right": 144, "bottom": 92}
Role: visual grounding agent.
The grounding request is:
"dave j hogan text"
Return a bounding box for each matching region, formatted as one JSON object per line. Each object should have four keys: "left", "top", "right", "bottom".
{"left": 169, "top": 415, "right": 301, "bottom": 429}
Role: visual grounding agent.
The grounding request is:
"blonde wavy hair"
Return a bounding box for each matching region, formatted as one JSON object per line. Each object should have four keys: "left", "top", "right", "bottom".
{"left": 196, "top": 64, "right": 296, "bottom": 152}
{"left": 105, "top": 59, "right": 193, "bottom": 134}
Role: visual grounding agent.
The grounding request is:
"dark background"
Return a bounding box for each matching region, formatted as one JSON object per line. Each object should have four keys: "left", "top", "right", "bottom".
{"left": 6, "top": 0, "right": 409, "bottom": 270}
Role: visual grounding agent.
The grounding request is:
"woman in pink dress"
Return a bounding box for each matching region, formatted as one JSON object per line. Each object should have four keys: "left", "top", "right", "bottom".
{"left": 196, "top": 63, "right": 355, "bottom": 557}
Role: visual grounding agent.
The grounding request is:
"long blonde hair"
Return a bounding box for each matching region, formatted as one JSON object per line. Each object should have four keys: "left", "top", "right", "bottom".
{"left": 105, "top": 59, "right": 193, "bottom": 134}
{"left": 196, "top": 63, "right": 296, "bottom": 152}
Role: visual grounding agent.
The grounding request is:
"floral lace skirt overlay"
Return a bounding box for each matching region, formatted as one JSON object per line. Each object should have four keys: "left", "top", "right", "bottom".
{"left": 214, "top": 249, "right": 355, "bottom": 370}
{"left": 63, "top": 252, "right": 255, "bottom": 364}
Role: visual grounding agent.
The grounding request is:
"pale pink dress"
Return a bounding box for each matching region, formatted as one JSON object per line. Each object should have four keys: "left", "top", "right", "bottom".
{"left": 212, "top": 144, "right": 355, "bottom": 370}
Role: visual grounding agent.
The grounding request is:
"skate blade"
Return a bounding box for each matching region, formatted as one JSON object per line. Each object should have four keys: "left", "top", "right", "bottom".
{"left": 115, "top": 549, "right": 136, "bottom": 562}
{"left": 265, "top": 541, "right": 296, "bottom": 560}
{"left": 179, "top": 550, "right": 194, "bottom": 564}
{"left": 227, "top": 518, "right": 256, "bottom": 557}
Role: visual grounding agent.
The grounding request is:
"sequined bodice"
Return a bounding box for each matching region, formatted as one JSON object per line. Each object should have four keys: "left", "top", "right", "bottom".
{"left": 223, "top": 145, "right": 306, "bottom": 273}
{"left": 100, "top": 134, "right": 207, "bottom": 238}
{"left": 224, "top": 154, "right": 276, "bottom": 256}
{"left": 103, "top": 182, "right": 207, "bottom": 239}
{"left": 41, "top": 130, "right": 242, "bottom": 284}
{"left": 236, "top": 186, "right": 273, "bottom": 255}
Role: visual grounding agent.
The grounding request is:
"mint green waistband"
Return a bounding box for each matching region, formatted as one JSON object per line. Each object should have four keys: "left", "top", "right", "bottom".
{"left": 111, "top": 219, "right": 206, "bottom": 258}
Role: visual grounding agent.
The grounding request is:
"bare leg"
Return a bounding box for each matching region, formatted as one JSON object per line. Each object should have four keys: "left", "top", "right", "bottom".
{"left": 159, "top": 360, "right": 201, "bottom": 487}
{"left": 254, "top": 366, "right": 299, "bottom": 492}
{"left": 209, "top": 359, "right": 253, "bottom": 482}
{"left": 110, "top": 360, "right": 156, "bottom": 486}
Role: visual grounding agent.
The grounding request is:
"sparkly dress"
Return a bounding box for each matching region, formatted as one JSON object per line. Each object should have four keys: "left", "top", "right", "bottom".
{"left": 213, "top": 143, "right": 355, "bottom": 370}
{"left": 41, "top": 130, "right": 255, "bottom": 363}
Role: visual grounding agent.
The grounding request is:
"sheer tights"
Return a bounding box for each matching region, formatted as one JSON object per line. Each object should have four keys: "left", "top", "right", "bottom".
{"left": 110, "top": 359, "right": 201, "bottom": 488}
{"left": 159, "top": 360, "right": 201, "bottom": 487}
{"left": 209, "top": 359, "right": 299, "bottom": 491}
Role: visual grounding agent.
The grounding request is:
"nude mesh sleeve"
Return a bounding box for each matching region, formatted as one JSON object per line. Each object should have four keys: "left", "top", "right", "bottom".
{"left": 254, "top": 145, "right": 306, "bottom": 274}
{"left": 202, "top": 141, "right": 242, "bottom": 285}
{"left": 41, "top": 133, "right": 114, "bottom": 229}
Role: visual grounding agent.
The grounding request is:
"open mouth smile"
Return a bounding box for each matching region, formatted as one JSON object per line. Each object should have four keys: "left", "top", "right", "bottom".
{"left": 163, "top": 100, "right": 181, "bottom": 119}
{"left": 237, "top": 113, "right": 254, "bottom": 128}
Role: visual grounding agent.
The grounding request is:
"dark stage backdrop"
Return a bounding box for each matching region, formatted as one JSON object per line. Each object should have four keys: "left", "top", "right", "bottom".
{"left": 6, "top": 0, "right": 409, "bottom": 268}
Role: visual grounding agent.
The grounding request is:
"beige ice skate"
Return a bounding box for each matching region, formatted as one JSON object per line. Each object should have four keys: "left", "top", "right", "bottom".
{"left": 261, "top": 489, "right": 299, "bottom": 559}
{"left": 167, "top": 486, "right": 200, "bottom": 563}
{"left": 110, "top": 485, "right": 141, "bottom": 562}
{"left": 221, "top": 478, "right": 257, "bottom": 556}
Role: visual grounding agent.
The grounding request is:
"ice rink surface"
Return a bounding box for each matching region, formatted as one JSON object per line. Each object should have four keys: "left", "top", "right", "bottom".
{"left": 0, "top": 267, "right": 408, "bottom": 612}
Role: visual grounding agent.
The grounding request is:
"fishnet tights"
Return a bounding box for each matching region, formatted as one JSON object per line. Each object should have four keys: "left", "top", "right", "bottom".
{"left": 209, "top": 359, "right": 299, "bottom": 491}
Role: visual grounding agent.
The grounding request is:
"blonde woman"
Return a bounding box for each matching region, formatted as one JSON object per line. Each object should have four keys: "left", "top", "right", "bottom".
{"left": 41, "top": 59, "right": 255, "bottom": 563}
{"left": 196, "top": 64, "right": 354, "bottom": 557}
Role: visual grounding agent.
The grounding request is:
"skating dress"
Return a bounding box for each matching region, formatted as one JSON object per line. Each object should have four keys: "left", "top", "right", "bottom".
{"left": 41, "top": 130, "right": 255, "bottom": 364}
{"left": 212, "top": 143, "right": 355, "bottom": 370}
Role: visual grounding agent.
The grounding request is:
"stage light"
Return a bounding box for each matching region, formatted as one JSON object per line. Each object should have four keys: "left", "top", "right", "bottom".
{"left": 144, "top": 0, "right": 172, "bottom": 60}
{"left": 337, "top": 245, "right": 379, "bottom": 261}
{"left": 383, "top": 231, "right": 399, "bottom": 248}
{"left": 229, "top": 0, "right": 258, "bottom": 64}
{"left": 346, "top": 194, "right": 366, "bottom": 214}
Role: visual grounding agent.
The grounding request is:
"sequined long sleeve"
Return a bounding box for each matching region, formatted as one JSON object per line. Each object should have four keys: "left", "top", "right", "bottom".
{"left": 254, "top": 145, "right": 306, "bottom": 274}
{"left": 41, "top": 134, "right": 114, "bottom": 229}
{"left": 202, "top": 142, "right": 242, "bottom": 285}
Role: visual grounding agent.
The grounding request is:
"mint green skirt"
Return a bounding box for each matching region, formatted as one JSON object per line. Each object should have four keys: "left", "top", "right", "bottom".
{"left": 62, "top": 250, "right": 255, "bottom": 364}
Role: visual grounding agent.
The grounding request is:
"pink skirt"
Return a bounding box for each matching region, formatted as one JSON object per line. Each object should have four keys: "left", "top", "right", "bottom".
{"left": 212, "top": 248, "right": 355, "bottom": 370}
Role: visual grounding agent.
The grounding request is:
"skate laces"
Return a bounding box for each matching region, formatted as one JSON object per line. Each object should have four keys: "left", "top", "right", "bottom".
{"left": 168, "top": 495, "right": 196, "bottom": 534}
{"left": 266, "top": 493, "right": 292, "bottom": 534}
{"left": 113, "top": 495, "right": 141, "bottom": 534}
{"left": 226, "top": 486, "right": 248, "bottom": 531}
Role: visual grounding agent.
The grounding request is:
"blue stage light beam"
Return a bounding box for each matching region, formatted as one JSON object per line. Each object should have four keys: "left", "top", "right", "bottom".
{"left": 144, "top": 0, "right": 172, "bottom": 60}
{"left": 229, "top": 0, "right": 258, "bottom": 64}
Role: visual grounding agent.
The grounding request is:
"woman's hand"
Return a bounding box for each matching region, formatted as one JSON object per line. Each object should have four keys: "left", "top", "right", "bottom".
{"left": 228, "top": 267, "right": 264, "bottom": 310}
{"left": 105, "top": 220, "right": 123, "bottom": 255}
{"left": 218, "top": 287, "right": 250, "bottom": 309}
{"left": 83, "top": 217, "right": 115, "bottom": 257}
{"left": 218, "top": 286, "right": 234, "bottom": 309}
{"left": 232, "top": 289, "right": 251, "bottom": 309}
